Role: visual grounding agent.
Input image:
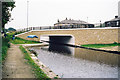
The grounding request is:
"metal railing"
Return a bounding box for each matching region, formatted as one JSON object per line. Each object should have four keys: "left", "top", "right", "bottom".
{"left": 16, "top": 25, "right": 96, "bottom": 32}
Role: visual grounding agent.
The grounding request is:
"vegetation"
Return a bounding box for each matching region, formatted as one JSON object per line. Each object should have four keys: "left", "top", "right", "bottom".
{"left": 10, "top": 37, "right": 40, "bottom": 44}
{"left": 19, "top": 46, "right": 50, "bottom": 79}
{"left": 2, "top": 1, "right": 15, "bottom": 29}
{"left": 14, "top": 31, "right": 28, "bottom": 35}
{"left": 2, "top": 32, "right": 40, "bottom": 61}
{"left": 2, "top": 37, "right": 10, "bottom": 61}
{"left": 81, "top": 42, "right": 120, "bottom": 48}
{"left": 5, "top": 32, "right": 40, "bottom": 44}
{"left": 2, "top": 32, "right": 48, "bottom": 79}
{"left": 1, "top": 1, "right": 15, "bottom": 61}
{"left": 8, "top": 27, "right": 16, "bottom": 31}
{"left": 2, "top": 32, "right": 15, "bottom": 61}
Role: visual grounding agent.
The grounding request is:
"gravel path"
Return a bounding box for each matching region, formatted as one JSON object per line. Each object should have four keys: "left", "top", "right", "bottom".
{"left": 2, "top": 43, "right": 35, "bottom": 78}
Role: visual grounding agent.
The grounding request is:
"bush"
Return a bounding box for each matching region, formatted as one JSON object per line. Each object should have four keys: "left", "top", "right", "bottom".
{"left": 113, "top": 42, "right": 118, "bottom": 44}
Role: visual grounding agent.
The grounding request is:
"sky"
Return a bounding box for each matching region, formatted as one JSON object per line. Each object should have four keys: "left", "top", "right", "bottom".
{"left": 5, "top": 0, "right": 120, "bottom": 29}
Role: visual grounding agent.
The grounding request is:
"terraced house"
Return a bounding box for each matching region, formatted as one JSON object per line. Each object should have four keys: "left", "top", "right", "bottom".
{"left": 54, "top": 18, "right": 94, "bottom": 29}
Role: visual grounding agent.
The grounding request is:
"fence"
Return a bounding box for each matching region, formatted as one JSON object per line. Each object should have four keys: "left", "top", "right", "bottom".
{"left": 16, "top": 26, "right": 96, "bottom": 32}
{"left": 16, "top": 25, "right": 116, "bottom": 32}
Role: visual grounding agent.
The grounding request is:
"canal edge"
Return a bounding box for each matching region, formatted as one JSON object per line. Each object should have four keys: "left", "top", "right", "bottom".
{"left": 22, "top": 44, "right": 60, "bottom": 78}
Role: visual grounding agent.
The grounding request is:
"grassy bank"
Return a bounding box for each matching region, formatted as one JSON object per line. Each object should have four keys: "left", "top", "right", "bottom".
{"left": 2, "top": 32, "right": 40, "bottom": 61}
{"left": 2, "top": 37, "right": 10, "bottom": 61}
{"left": 2, "top": 32, "right": 15, "bottom": 61}
{"left": 10, "top": 37, "right": 40, "bottom": 44}
{"left": 2, "top": 32, "right": 49, "bottom": 79}
{"left": 81, "top": 43, "right": 120, "bottom": 48}
{"left": 2, "top": 32, "right": 24, "bottom": 61}
{"left": 19, "top": 45, "right": 50, "bottom": 79}
{"left": 6, "top": 32, "right": 40, "bottom": 44}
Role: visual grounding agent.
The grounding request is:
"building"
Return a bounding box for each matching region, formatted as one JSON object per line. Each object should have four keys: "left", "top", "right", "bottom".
{"left": 105, "top": 1, "right": 120, "bottom": 27}
{"left": 54, "top": 18, "right": 94, "bottom": 29}
{"left": 105, "top": 16, "right": 120, "bottom": 27}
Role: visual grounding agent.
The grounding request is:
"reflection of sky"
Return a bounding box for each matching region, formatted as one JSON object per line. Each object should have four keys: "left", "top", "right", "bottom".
{"left": 30, "top": 47, "right": 118, "bottom": 78}
{"left": 6, "top": 0, "right": 119, "bottom": 29}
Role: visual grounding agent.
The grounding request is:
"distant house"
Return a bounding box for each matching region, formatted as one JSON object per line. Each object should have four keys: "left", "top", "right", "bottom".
{"left": 54, "top": 18, "right": 94, "bottom": 29}
{"left": 105, "top": 16, "right": 120, "bottom": 27}
{"left": 105, "top": 1, "right": 120, "bottom": 27}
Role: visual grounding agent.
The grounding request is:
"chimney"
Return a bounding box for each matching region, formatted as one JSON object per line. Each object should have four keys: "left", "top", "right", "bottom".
{"left": 57, "top": 19, "right": 60, "bottom": 23}
{"left": 65, "top": 17, "right": 68, "bottom": 20}
{"left": 115, "top": 16, "right": 118, "bottom": 18}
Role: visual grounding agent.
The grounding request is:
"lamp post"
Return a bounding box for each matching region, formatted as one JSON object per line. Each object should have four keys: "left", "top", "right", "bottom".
{"left": 87, "top": 17, "right": 88, "bottom": 23}
{"left": 27, "top": 1, "right": 29, "bottom": 31}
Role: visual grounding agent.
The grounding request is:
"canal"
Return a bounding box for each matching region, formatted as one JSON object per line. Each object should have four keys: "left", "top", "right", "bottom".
{"left": 29, "top": 44, "right": 119, "bottom": 78}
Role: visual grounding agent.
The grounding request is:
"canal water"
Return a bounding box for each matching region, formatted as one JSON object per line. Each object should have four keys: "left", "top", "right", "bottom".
{"left": 29, "top": 44, "right": 119, "bottom": 78}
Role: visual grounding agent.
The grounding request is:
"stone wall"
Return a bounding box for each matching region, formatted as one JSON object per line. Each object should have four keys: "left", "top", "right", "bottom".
{"left": 16, "top": 27, "right": 120, "bottom": 45}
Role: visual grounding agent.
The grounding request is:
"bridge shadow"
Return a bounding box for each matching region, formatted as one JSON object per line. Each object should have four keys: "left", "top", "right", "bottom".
{"left": 49, "top": 43, "right": 74, "bottom": 55}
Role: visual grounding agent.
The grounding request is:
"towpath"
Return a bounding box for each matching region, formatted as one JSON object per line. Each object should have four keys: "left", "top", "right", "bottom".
{"left": 2, "top": 43, "right": 35, "bottom": 78}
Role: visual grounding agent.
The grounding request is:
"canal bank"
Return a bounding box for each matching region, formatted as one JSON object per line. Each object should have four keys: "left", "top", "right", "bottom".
{"left": 28, "top": 43, "right": 119, "bottom": 78}
{"left": 2, "top": 43, "right": 35, "bottom": 78}
{"left": 21, "top": 43, "right": 59, "bottom": 78}
{"left": 2, "top": 43, "right": 58, "bottom": 79}
{"left": 2, "top": 32, "right": 58, "bottom": 79}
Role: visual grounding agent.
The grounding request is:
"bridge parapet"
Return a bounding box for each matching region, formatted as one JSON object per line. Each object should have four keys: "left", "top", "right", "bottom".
{"left": 16, "top": 27, "right": 120, "bottom": 45}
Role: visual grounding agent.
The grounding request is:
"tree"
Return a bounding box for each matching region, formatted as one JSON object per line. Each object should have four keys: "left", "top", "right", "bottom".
{"left": 2, "top": 1, "right": 15, "bottom": 29}
{"left": 8, "top": 27, "right": 16, "bottom": 31}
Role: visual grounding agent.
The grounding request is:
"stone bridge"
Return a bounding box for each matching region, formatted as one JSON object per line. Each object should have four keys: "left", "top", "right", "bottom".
{"left": 16, "top": 27, "right": 120, "bottom": 45}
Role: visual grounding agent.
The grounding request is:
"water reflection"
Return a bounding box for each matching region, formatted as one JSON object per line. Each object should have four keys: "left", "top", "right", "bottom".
{"left": 48, "top": 44, "right": 119, "bottom": 66}
{"left": 49, "top": 43, "right": 74, "bottom": 55}
{"left": 29, "top": 46, "right": 118, "bottom": 78}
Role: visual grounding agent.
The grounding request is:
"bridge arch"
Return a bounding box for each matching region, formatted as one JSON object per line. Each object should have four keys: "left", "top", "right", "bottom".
{"left": 40, "top": 34, "right": 75, "bottom": 45}
{"left": 40, "top": 34, "right": 75, "bottom": 54}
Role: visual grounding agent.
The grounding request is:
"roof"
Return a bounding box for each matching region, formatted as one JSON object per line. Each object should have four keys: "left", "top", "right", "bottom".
{"left": 55, "top": 19, "right": 92, "bottom": 25}
{"left": 106, "top": 17, "right": 120, "bottom": 22}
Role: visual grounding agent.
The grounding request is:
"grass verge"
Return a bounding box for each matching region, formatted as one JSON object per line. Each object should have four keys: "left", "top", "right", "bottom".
{"left": 10, "top": 37, "right": 40, "bottom": 44}
{"left": 6, "top": 32, "right": 40, "bottom": 44}
{"left": 2, "top": 31, "right": 39, "bottom": 61}
{"left": 19, "top": 45, "right": 50, "bottom": 79}
{"left": 2, "top": 37, "right": 10, "bottom": 61}
{"left": 2, "top": 31, "right": 27, "bottom": 62}
{"left": 81, "top": 43, "right": 120, "bottom": 48}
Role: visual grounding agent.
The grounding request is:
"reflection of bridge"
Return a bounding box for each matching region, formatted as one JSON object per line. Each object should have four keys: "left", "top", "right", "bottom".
{"left": 17, "top": 27, "right": 119, "bottom": 45}
{"left": 41, "top": 40, "right": 120, "bottom": 54}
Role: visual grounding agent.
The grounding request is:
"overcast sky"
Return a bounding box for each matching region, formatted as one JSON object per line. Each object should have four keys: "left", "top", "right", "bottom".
{"left": 5, "top": 0, "right": 120, "bottom": 29}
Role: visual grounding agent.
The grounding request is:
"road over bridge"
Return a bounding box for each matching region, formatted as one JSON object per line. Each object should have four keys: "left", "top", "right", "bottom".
{"left": 16, "top": 27, "right": 120, "bottom": 45}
